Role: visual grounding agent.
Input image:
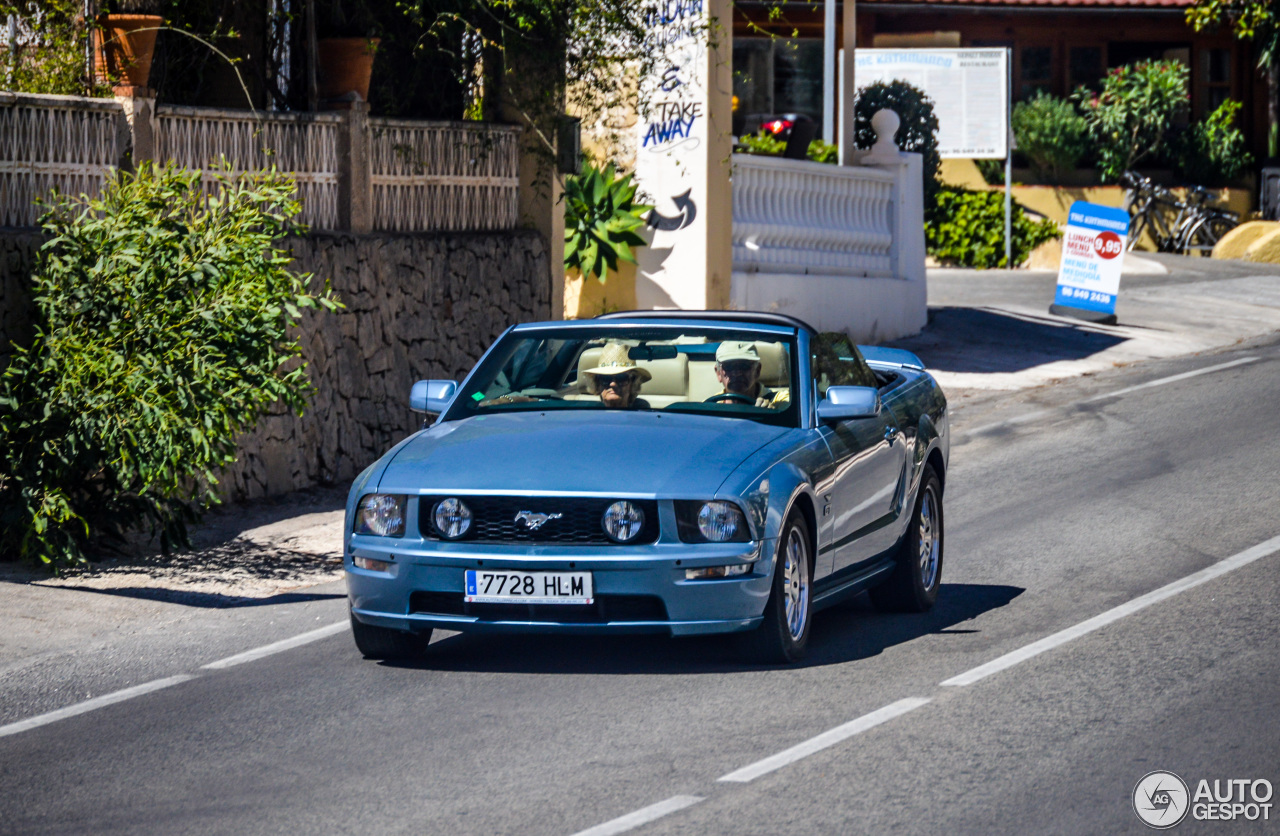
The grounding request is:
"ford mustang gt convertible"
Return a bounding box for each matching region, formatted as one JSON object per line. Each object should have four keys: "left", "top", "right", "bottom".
{"left": 345, "top": 311, "right": 949, "bottom": 664}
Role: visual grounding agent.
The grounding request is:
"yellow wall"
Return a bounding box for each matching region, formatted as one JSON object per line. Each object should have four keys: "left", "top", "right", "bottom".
{"left": 938, "top": 159, "right": 1252, "bottom": 252}
{"left": 564, "top": 262, "right": 638, "bottom": 319}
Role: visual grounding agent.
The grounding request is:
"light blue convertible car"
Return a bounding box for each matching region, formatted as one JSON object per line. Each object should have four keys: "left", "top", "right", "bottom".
{"left": 345, "top": 311, "right": 948, "bottom": 663}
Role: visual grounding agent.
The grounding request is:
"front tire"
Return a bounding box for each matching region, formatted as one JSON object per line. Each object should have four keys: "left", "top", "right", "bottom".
{"left": 740, "top": 512, "right": 812, "bottom": 664}
{"left": 870, "top": 464, "right": 943, "bottom": 613}
{"left": 350, "top": 611, "right": 433, "bottom": 660}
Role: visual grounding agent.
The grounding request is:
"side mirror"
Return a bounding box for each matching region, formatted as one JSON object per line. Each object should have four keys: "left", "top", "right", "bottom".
{"left": 411, "top": 380, "right": 458, "bottom": 414}
{"left": 817, "top": 386, "right": 881, "bottom": 422}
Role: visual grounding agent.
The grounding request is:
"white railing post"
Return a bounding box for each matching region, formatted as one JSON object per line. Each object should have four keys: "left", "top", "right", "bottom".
{"left": 860, "top": 108, "right": 925, "bottom": 285}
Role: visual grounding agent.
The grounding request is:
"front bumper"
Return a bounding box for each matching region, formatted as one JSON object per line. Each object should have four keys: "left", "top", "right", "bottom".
{"left": 346, "top": 535, "right": 774, "bottom": 637}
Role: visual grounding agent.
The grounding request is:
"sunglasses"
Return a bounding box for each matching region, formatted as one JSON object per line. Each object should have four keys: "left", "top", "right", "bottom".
{"left": 719, "top": 360, "right": 758, "bottom": 374}
{"left": 596, "top": 373, "right": 633, "bottom": 387}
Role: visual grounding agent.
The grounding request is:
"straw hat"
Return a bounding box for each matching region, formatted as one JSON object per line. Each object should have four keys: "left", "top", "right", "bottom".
{"left": 583, "top": 342, "right": 652, "bottom": 382}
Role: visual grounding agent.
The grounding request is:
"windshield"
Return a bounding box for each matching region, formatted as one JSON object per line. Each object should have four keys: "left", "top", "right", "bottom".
{"left": 443, "top": 325, "right": 799, "bottom": 427}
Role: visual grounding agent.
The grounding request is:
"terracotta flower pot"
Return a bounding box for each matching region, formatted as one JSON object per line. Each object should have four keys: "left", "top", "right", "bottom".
{"left": 94, "top": 14, "right": 163, "bottom": 89}
{"left": 317, "top": 37, "right": 381, "bottom": 103}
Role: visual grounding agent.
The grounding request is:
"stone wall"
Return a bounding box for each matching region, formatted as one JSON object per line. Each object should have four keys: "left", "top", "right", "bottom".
{"left": 0, "top": 229, "right": 551, "bottom": 500}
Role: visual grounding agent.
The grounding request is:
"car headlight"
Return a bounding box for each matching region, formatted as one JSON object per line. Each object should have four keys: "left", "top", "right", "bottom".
{"left": 433, "top": 497, "right": 473, "bottom": 539}
{"left": 602, "top": 500, "right": 645, "bottom": 543}
{"left": 675, "top": 500, "right": 752, "bottom": 543}
{"left": 355, "top": 494, "right": 406, "bottom": 537}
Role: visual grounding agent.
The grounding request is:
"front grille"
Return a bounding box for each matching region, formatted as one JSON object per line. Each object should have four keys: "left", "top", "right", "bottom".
{"left": 410, "top": 591, "right": 668, "bottom": 623}
{"left": 418, "top": 496, "right": 660, "bottom": 545}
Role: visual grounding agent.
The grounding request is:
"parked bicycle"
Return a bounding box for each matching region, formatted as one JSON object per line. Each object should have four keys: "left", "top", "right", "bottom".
{"left": 1121, "top": 171, "right": 1238, "bottom": 254}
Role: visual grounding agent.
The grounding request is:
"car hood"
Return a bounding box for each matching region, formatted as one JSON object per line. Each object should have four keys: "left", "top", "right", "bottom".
{"left": 376, "top": 410, "right": 790, "bottom": 497}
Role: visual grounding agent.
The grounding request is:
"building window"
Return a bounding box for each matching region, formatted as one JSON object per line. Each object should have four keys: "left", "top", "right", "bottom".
{"left": 1068, "top": 46, "right": 1103, "bottom": 92}
{"left": 1020, "top": 45, "right": 1053, "bottom": 99}
{"left": 1204, "top": 47, "right": 1232, "bottom": 112}
{"left": 733, "top": 37, "right": 825, "bottom": 137}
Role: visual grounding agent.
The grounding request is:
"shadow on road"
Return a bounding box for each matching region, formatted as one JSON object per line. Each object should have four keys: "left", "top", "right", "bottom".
{"left": 385, "top": 582, "right": 1024, "bottom": 674}
{"left": 32, "top": 586, "right": 349, "bottom": 609}
{"left": 888, "top": 307, "right": 1127, "bottom": 374}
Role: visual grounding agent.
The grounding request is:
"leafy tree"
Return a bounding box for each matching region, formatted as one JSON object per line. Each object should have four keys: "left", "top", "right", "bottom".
{"left": 1173, "top": 99, "right": 1254, "bottom": 185}
{"left": 563, "top": 162, "right": 650, "bottom": 281}
{"left": 1012, "top": 92, "right": 1090, "bottom": 184}
{"left": 1187, "top": 0, "right": 1280, "bottom": 155}
{"left": 0, "top": 164, "right": 340, "bottom": 571}
{"left": 0, "top": 1, "right": 101, "bottom": 96}
{"left": 1073, "top": 61, "right": 1189, "bottom": 182}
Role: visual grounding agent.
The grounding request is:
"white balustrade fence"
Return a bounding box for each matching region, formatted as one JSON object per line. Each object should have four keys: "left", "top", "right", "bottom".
{"left": 0, "top": 92, "right": 521, "bottom": 234}
{"left": 370, "top": 118, "right": 520, "bottom": 233}
{"left": 0, "top": 92, "right": 123, "bottom": 228}
{"left": 729, "top": 113, "right": 927, "bottom": 339}
{"left": 732, "top": 154, "right": 896, "bottom": 277}
{"left": 154, "top": 105, "right": 342, "bottom": 231}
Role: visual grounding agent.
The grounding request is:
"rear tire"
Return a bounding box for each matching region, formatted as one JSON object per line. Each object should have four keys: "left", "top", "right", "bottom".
{"left": 740, "top": 512, "right": 812, "bottom": 664}
{"left": 350, "top": 611, "right": 433, "bottom": 660}
{"left": 870, "top": 465, "right": 943, "bottom": 613}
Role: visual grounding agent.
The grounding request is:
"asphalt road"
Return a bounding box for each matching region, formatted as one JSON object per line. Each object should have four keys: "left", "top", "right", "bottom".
{"left": 3, "top": 334, "right": 1279, "bottom": 835}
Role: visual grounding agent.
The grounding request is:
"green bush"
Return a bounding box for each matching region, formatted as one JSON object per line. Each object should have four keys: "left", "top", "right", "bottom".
{"left": 1173, "top": 99, "right": 1254, "bottom": 187}
{"left": 736, "top": 130, "right": 787, "bottom": 157}
{"left": 1073, "top": 60, "right": 1189, "bottom": 183}
{"left": 563, "top": 162, "right": 651, "bottom": 282}
{"left": 1012, "top": 92, "right": 1090, "bottom": 183}
{"left": 0, "top": 164, "right": 340, "bottom": 570}
{"left": 854, "top": 80, "right": 942, "bottom": 208}
{"left": 926, "top": 187, "right": 1061, "bottom": 269}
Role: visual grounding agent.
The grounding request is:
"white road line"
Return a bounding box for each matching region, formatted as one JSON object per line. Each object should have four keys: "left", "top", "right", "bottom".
{"left": 942, "top": 532, "right": 1280, "bottom": 687}
{"left": 967, "top": 356, "right": 1260, "bottom": 436}
{"left": 717, "top": 697, "right": 932, "bottom": 783}
{"left": 569, "top": 796, "right": 704, "bottom": 836}
{"left": 1082, "top": 356, "right": 1259, "bottom": 402}
{"left": 202, "top": 621, "right": 348, "bottom": 670}
{"left": 0, "top": 674, "right": 197, "bottom": 739}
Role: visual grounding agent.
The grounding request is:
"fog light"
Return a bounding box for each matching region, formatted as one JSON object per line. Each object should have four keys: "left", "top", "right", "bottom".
{"left": 686, "top": 564, "right": 751, "bottom": 580}
{"left": 602, "top": 500, "right": 644, "bottom": 542}
{"left": 353, "top": 556, "right": 391, "bottom": 572}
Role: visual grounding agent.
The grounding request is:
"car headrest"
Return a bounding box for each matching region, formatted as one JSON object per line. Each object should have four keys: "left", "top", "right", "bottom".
{"left": 636, "top": 354, "right": 688, "bottom": 395}
{"left": 755, "top": 341, "right": 789, "bottom": 387}
{"left": 577, "top": 346, "right": 604, "bottom": 383}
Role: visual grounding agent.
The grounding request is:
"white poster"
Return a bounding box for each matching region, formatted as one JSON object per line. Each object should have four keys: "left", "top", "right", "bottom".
{"left": 855, "top": 49, "right": 1008, "bottom": 159}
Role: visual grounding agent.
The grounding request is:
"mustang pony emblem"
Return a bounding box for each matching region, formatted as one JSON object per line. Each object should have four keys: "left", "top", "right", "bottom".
{"left": 514, "top": 511, "right": 563, "bottom": 530}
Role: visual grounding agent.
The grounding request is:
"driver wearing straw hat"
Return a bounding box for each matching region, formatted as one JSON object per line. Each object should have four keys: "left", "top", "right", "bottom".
{"left": 711, "top": 341, "right": 789, "bottom": 408}
{"left": 581, "top": 342, "right": 652, "bottom": 409}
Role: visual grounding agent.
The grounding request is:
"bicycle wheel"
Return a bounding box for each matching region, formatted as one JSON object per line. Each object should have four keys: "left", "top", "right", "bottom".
{"left": 1183, "top": 214, "right": 1237, "bottom": 253}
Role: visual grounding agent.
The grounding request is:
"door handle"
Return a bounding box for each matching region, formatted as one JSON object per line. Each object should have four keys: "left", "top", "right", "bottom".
{"left": 884, "top": 426, "right": 896, "bottom": 445}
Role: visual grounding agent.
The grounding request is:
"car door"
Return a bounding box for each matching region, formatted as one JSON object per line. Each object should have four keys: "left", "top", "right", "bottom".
{"left": 812, "top": 341, "right": 909, "bottom": 577}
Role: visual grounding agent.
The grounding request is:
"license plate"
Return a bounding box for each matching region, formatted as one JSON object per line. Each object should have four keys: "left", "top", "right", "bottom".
{"left": 464, "top": 570, "right": 594, "bottom": 604}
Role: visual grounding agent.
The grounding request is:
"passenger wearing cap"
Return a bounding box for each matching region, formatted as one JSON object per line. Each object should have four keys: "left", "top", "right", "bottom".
{"left": 582, "top": 343, "right": 652, "bottom": 409}
{"left": 709, "top": 341, "right": 790, "bottom": 408}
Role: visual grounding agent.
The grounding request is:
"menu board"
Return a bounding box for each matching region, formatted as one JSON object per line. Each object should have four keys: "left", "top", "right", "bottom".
{"left": 855, "top": 49, "right": 1009, "bottom": 159}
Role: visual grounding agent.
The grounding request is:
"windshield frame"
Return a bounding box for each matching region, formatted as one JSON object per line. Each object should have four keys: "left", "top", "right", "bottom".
{"left": 438, "top": 320, "right": 806, "bottom": 427}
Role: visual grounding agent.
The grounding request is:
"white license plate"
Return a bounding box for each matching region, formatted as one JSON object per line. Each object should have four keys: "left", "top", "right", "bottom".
{"left": 464, "top": 570, "right": 594, "bottom": 604}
